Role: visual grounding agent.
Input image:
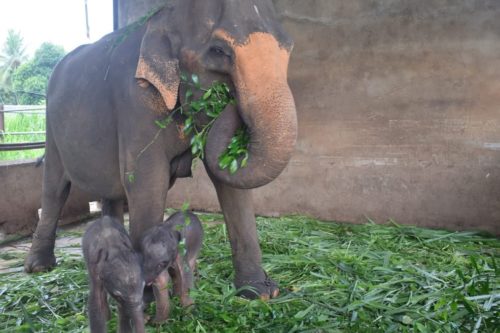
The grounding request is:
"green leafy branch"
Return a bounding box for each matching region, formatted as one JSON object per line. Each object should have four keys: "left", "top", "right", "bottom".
{"left": 127, "top": 74, "right": 250, "bottom": 183}
{"left": 157, "top": 73, "right": 250, "bottom": 175}
{"left": 218, "top": 127, "right": 250, "bottom": 174}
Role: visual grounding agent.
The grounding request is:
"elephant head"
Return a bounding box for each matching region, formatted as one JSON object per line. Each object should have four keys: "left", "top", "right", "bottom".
{"left": 135, "top": 0, "right": 297, "bottom": 189}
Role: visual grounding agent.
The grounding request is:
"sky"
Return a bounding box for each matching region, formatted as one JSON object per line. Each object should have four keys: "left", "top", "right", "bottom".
{"left": 0, "top": 0, "right": 113, "bottom": 57}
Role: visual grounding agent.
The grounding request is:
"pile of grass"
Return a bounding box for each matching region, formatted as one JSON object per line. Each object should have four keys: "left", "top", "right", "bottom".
{"left": 0, "top": 113, "right": 45, "bottom": 161}
{"left": 0, "top": 214, "right": 498, "bottom": 332}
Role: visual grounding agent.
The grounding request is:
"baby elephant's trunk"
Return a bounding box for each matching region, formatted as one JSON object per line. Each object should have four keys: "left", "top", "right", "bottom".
{"left": 130, "top": 307, "right": 146, "bottom": 333}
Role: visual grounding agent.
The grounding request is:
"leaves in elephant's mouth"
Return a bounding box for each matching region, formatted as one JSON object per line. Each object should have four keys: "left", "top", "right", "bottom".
{"left": 155, "top": 73, "right": 249, "bottom": 174}
{"left": 218, "top": 127, "right": 250, "bottom": 174}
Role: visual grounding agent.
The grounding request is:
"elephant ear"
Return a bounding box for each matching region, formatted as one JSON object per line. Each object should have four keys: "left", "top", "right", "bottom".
{"left": 135, "top": 18, "right": 180, "bottom": 111}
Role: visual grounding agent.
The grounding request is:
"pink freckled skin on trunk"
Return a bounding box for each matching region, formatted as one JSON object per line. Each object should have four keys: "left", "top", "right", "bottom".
{"left": 204, "top": 30, "right": 297, "bottom": 189}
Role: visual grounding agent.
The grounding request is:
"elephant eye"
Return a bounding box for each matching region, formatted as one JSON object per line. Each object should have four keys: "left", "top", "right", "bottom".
{"left": 210, "top": 46, "right": 229, "bottom": 58}
{"left": 156, "top": 261, "right": 167, "bottom": 271}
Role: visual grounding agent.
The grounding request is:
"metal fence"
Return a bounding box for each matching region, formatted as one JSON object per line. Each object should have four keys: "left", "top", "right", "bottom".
{"left": 0, "top": 105, "right": 46, "bottom": 151}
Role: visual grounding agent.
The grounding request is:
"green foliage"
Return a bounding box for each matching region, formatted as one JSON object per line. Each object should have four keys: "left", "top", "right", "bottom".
{"left": 0, "top": 113, "right": 45, "bottom": 160}
{"left": 126, "top": 171, "right": 135, "bottom": 184}
{"left": 0, "top": 30, "right": 28, "bottom": 104}
{"left": 111, "top": 6, "right": 164, "bottom": 50}
{"left": 32, "top": 43, "right": 65, "bottom": 69}
{"left": 155, "top": 74, "right": 249, "bottom": 174}
{"left": 218, "top": 127, "right": 250, "bottom": 174}
{"left": 0, "top": 217, "right": 498, "bottom": 332}
{"left": 0, "top": 30, "right": 27, "bottom": 83}
{"left": 181, "top": 74, "right": 235, "bottom": 160}
{"left": 10, "top": 43, "right": 65, "bottom": 105}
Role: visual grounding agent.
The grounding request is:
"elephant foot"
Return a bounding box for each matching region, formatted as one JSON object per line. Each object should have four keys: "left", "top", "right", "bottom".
{"left": 24, "top": 238, "right": 57, "bottom": 273}
{"left": 150, "top": 304, "right": 169, "bottom": 324}
{"left": 180, "top": 295, "right": 194, "bottom": 307}
{"left": 234, "top": 271, "right": 279, "bottom": 300}
{"left": 151, "top": 313, "right": 168, "bottom": 324}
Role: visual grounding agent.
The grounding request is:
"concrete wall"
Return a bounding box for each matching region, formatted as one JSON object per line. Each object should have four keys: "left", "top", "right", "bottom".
{"left": 101, "top": 1, "right": 500, "bottom": 234}
{"left": 0, "top": 160, "right": 96, "bottom": 236}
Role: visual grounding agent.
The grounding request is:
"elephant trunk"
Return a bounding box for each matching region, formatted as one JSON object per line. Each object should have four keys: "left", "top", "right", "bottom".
{"left": 205, "top": 32, "right": 297, "bottom": 189}
{"left": 205, "top": 75, "right": 297, "bottom": 189}
{"left": 130, "top": 306, "right": 146, "bottom": 333}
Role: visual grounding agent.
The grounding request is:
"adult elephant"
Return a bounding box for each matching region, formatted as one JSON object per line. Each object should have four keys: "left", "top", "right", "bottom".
{"left": 24, "top": 0, "right": 297, "bottom": 299}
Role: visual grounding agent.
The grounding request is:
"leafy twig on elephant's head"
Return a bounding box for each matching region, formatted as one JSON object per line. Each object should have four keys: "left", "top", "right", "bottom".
{"left": 110, "top": 5, "right": 165, "bottom": 51}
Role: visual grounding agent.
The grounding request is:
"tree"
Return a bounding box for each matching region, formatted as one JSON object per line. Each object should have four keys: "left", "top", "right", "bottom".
{"left": 0, "top": 30, "right": 27, "bottom": 87}
{"left": 11, "top": 42, "right": 65, "bottom": 104}
{"left": 0, "top": 30, "right": 28, "bottom": 103}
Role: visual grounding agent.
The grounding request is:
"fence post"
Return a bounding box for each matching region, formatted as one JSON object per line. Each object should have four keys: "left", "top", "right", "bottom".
{"left": 0, "top": 104, "right": 4, "bottom": 139}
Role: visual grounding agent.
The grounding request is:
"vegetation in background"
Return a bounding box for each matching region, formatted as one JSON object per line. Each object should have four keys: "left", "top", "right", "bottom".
{"left": 10, "top": 42, "right": 65, "bottom": 105}
{"left": 0, "top": 30, "right": 27, "bottom": 98}
{"left": 0, "top": 113, "right": 45, "bottom": 160}
{"left": 0, "top": 30, "right": 65, "bottom": 105}
{"left": 0, "top": 215, "right": 498, "bottom": 332}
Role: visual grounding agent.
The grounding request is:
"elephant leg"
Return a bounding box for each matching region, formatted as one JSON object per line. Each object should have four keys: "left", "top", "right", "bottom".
{"left": 185, "top": 256, "right": 197, "bottom": 290}
{"left": 122, "top": 152, "right": 170, "bottom": 249}
{"left": 171, "top": 254, "right": 193, "bottom": 307}
{"left": 24, "top": 133, "right": 71, "bottom": 273}
{"left": 210, "top": 177, "right": 279, "bottom": 300}
{"left": 151, "top": 269, "right": 170, "bottom": 323}
{"left": 101, "top": 198, "right": 124, "bottom": 224}
{"left": 87, "top": 277, "right": 109, "bottom": 333}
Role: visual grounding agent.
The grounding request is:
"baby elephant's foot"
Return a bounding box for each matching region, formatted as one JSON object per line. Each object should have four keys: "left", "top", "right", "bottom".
{"left": 180, "top": 294, "right": 194, "bottom": 307}
{"left": 146, "top": 304, "right": 168, "bottom": 324}
{"left": 234, "top": 271, "right": 279, "bottom": 300}
{"left": 148, "top": 308, "right": 170, "bottom": 324}
{"left": 151, "top": 317, "right": 165, "bottom": 324}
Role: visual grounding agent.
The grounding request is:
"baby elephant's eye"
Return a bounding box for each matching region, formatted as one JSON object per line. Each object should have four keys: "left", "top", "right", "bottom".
{"left": 156, "top": 262, "right": 167, "bottom": 271}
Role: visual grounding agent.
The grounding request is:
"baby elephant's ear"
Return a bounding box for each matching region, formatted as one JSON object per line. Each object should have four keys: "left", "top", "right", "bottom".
{"left": 135, "top": 15, "right": 180, "bottom": 111}
{"left": 174, "top": 230, "right": 182, "bottom": 243}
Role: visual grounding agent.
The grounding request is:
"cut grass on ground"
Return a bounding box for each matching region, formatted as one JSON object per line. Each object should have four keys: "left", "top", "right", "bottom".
{"left": 0, "top": 215, "right": 498, "bottom": 332}
{"left": 0, "top": 113, "right": 45, "bottom": 161}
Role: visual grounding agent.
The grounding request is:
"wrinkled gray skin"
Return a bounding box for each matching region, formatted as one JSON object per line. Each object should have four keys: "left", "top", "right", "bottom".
{"left": 139, "top": 211, "right": 203, "bottom": 322}
{"left": 25, "top": 0, "right": 297, "bottom": 299}
{"left": 82, "top": 216, "right": 145, "bottom": 333}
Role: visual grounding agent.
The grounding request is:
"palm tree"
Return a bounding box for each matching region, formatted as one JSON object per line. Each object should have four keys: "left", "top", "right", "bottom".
{"left": 0, "top": 30, "right": 27, "bottom": 88}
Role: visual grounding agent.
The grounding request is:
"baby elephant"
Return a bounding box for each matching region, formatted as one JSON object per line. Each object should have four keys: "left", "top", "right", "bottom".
{"left": 82, "top": 216, "right": 145, "bottom": 333}
{"left": 140, "top": 211, "right": 203, "bottom": 323}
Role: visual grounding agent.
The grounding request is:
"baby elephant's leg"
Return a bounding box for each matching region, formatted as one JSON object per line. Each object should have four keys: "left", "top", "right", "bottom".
{"left": 152, "top": 269, "right": 171, "bottom": 323}
{"left": 185, "top": 254, "right": 199, "bottom": 290}
{"left": 88, "top": 277, "right": 110, "bottom": 333}
{"left": 171, "top": 254, "right": 193, "bottom": 307}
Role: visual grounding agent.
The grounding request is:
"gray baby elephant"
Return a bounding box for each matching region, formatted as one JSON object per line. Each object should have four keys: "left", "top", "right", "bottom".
{"left": 82, "top": 216, "right": 145, "bottom": 333}
{"left": 139, "top": 211, "right": 203, "bottom": 322}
